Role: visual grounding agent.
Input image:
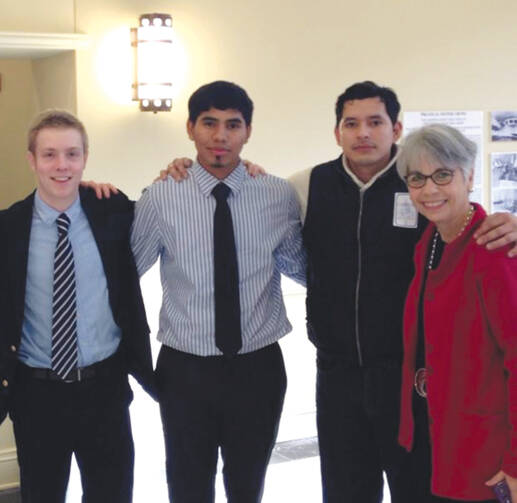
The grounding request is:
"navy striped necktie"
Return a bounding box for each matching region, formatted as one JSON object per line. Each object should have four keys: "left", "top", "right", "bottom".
{"left": 51, "top": 213, "right": 78, "bottom": 379}
{"left": 212, "top": 183, "right": 242, "bottom": 356}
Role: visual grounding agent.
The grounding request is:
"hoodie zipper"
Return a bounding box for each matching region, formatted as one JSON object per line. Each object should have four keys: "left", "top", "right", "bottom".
{"left": 354, "top": 190, "right": 364, "bottom": 366}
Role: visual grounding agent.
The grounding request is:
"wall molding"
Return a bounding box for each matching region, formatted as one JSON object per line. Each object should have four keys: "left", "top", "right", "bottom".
{"left": 0, "top": 448, "right": 18, "bottom": 490}
{"left": 0, "top": 31, "right": 89, "bottom": 59}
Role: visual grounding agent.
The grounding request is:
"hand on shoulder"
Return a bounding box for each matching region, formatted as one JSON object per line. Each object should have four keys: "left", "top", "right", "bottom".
{"left": 474, "top": 212, "right": 517, "bottom": 258}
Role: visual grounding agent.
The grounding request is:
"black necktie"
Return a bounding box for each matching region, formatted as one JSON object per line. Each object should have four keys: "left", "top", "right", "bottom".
{"left": 212, "top": 183, "right": 242, "bottom": 356}
{"left": 51, "top": 213, "right": 78, "bottom": 379}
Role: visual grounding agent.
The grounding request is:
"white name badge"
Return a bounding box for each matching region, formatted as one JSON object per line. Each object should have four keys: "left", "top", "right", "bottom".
{"left": 393, "top": 193, "right": 418, "bottom": 228}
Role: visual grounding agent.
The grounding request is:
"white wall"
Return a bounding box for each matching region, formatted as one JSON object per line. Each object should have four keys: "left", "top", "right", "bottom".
{"left": 72, "top": 0, "right": 517, "bottom": 199}
{"left": 0, "top": 0, "right": 74, "bottom": 32}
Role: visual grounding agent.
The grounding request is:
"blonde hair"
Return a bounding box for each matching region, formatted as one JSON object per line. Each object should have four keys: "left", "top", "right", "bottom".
{"left": 28, "top": 109, "right": 88, "bottom": 154}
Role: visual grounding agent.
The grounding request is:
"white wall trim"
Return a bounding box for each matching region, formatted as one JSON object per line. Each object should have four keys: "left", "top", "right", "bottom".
{"left": 0, "top": 31, "right": 89, "bottom": 58}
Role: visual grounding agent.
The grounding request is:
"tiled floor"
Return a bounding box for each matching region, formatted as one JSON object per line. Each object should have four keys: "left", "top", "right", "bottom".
{"left": 270, "top": 437, "right": 319, "bottom": 464}
{"left": 0, "top": 489, "right": 20, "bottom": 503}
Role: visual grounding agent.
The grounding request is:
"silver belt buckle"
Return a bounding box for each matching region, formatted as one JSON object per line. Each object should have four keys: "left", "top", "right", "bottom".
{"left": 414, "top": 368, "right": 428, "bottom": 398}
{"left": 63, "top": 368, "right": 81, "bottom": 383}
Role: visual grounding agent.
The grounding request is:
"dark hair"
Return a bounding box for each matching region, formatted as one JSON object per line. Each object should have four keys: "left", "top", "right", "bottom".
{"left": 28, "top": 109, "right": 88, "bottom": 154}
{"left": 188, "top": 81, "right": 254, "bottom": 126}
{"left": 334, "top": 81, "right": 401, "bottom": 128}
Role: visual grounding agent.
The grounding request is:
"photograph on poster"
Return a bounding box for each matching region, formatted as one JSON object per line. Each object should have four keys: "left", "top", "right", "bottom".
{"left": 491, "top": 152, "right": 517, "bottom": 214}
{"left": 404, "top": 111, "right": 484, "bottom": 204}
{"left": 491, "top": 111, "right": 517, "bottom": 141}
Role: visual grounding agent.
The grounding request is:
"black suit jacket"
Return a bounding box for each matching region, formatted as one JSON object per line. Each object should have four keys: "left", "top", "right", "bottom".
{"left": 0, "top": 187, "right": 155, "bottom": 422}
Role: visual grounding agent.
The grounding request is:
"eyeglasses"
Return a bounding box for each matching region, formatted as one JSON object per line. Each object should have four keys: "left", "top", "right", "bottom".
{"left": 404, "top": 168, "right": 455, "bottom": 188}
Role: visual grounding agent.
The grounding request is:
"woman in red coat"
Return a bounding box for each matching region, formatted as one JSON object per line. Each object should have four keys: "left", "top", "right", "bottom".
{"left": 397, "top": 124, "right": 517, "bottom": 503}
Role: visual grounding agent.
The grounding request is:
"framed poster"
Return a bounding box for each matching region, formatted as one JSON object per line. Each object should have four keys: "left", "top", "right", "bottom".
{"left": 491, "top": 111, "right": 517, "bottom": 142}
{"left": 491, "top": 152, "right": 517, "bottom": 214}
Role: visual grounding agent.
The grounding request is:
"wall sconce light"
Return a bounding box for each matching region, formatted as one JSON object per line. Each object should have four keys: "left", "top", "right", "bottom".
{"left": 131, "top": 13, "right": 174, "bottom": 113}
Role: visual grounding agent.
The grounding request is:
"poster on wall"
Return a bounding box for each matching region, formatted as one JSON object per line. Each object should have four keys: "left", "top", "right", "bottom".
{"left": 491, "top": 152, "right": 517, "bottom": 215}
{"left": 491, "top": 111, "right": 517, "bottom": 142}
{"left": 403, "top": 111, "right": 484, "bottom": 204}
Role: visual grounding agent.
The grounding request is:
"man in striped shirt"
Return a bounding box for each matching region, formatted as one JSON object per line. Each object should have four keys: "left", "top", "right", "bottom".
{"left": 131, "top": 81, "right": 306, "bottom": 502}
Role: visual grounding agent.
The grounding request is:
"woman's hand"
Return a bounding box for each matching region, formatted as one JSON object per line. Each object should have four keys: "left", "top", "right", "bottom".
{"left": 486, "top": 470, "right": 517, "bottom": 502}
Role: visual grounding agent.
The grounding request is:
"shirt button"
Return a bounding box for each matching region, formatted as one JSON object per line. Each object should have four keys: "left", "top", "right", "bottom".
{"left": 9, "top": 345, "right": 16, "bottom": 353}
{"left": 2, "top": 380, "right": 8, "bottom": 388}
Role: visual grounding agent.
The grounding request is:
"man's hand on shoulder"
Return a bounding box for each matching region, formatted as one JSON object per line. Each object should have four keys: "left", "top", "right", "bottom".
{"left": 156, "top": 158, "right": 193, "bottom": 182}
{"left": 474, "top": 212, "right": 517, "bottom": 258}
{"left": 80, "top": 180, "right": 119, "bottom": 200}
{"left": 242, "top": 159, "right": 266, "bottom": 177}
{"left": 157, "top": 157, "right": 266, "bottom": 183}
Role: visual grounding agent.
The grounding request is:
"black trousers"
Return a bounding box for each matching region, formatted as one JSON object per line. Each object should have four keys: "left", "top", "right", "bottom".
{"left": 316, "top": 357, "right": 430, "bottom": 503}
{"left": 10, "top": 357, "right": 134, "bottom": 503}
{"left": 156, "top": 343, "right": 287, "bottom": 503}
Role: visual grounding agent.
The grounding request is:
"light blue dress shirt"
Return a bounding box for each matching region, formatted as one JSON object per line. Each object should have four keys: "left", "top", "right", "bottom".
{"left": 19, "top": 192, "right": 121, "bottom": 368}
{"left": 131, "top": 162, "right": 306, "bottom": 356}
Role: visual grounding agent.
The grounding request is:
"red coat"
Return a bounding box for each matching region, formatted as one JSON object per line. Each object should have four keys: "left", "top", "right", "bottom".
{"left": 398, "top": 204, "right": 517, "bottom": 500}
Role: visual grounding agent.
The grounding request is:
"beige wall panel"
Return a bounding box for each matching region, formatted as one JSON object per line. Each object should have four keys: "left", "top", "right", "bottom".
{"left": 0, "top": 58, "right": 38, "bottom": 209}
{"left": 73, "top": 0, "right": 517, "bottom": 200}
{"left": 0, "top": 0, "right": 75, "bottom": 32}
{"left": 32, "top": 51, "right": 77, "bottom": 112}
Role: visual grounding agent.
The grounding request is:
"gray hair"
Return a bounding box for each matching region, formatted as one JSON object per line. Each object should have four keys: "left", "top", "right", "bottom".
{"left": 397, "top": 124, "right": 476, "bottom": 181}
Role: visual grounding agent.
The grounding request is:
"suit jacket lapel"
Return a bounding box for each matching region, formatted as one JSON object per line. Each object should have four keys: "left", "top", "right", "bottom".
{"left": 79, "top": 188, "right": 114, "bottom": 299}
{"left": 8, "top": 192, "right": 35, "bottom": 337}
{"left": 79, "top": 187, "right": 107, "bottom": 258}
{"left": 79, "top": 187, "right": 124, "bottom": 329}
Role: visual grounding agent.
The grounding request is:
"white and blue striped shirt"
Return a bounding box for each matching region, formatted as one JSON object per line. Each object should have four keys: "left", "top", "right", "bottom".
{"left": 131, "top": 162, "right": 306, "bottom": 356}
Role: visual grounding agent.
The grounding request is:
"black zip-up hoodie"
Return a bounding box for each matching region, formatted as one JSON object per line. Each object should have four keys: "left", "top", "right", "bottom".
{"left": 303, "top": 156, "right": 426, "bottom": 367}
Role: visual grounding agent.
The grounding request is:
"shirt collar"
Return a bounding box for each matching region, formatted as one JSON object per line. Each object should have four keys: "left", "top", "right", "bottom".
{"left": 34, "top": 190, "right": 81, "bottom": 226}
{"left": 341, "top": 145, "right": 400, "bottom": 191}
{"left": 192, "top": 161, "right": 246, "bottom": 198}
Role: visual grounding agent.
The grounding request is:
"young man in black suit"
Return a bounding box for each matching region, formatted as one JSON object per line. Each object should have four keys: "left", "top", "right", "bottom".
{"left": 0, "top": 110, "right": 154, "bottom": 503}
